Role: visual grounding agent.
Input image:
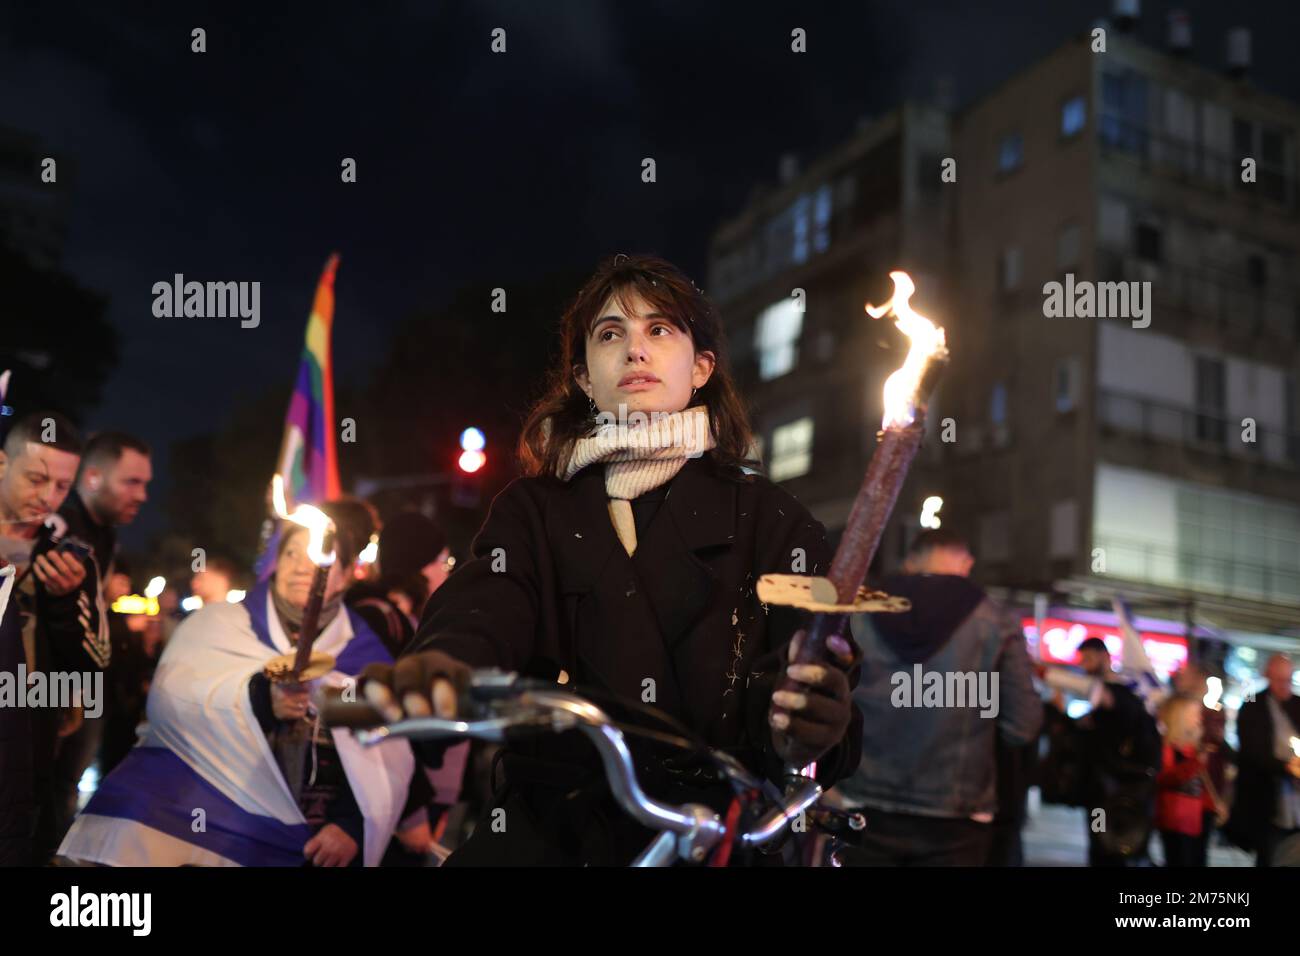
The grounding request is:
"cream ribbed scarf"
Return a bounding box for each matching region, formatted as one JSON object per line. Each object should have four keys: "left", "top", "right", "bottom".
{"left": 559, "top": 404, "right": 716, "bottom": 556}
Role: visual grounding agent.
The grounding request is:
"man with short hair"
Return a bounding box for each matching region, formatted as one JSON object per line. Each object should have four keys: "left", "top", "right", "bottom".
{"left": 835, "top": 529, "right": 1042, "bottom": 865}
{"left": 1231, "top": 654, "right": 1300, "bottom": 866}
{"left": 35, "top": 430, "right": 152, "bottom": 856}
{"left": 0, "top": 412, "right": 88, "bottom": 602}
{"left": 1059, "top": 635, "right": 1161, "bottom": 866}
{"left": 0, "top": 411, "right": 87, "bottom": 865}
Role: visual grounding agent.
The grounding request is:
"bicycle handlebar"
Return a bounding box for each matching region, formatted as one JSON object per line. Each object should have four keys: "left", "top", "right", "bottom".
{"left": 319, "top": 669, "right": 823, "bottom": 864}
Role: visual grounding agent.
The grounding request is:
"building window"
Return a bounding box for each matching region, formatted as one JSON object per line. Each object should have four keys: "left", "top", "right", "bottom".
{"left": 1095, "top": 463, "right": 1300, "bottom": 604}
{"left": 990, "top": 382, "right": 1010, "bottom": 446}
{"left": 791, "top": 194, "right": 811, "bottom": 265}
{"left": 990, "top": 382, "right": 1008, "bottom": 425}
{"left": 1136, "top": 223, "right": 1162, "bottom": 263}
{"left": 1260, "top": 126, "right": 1288, "bottom": 203}
{"left": 997, "top": 132, "right": 1023, "bottom": 173}
{"left": 1161, "top": 87, "right": 1201, "bottom": 179}
{"left": 1061, "top": 95, "right": 1086, "bottom": 138}
{"left": 1100, "top": 70, "right": 1149, "bottom": 157}
{"left": 1055, "top": 356, "right": 1081, "bottom": 413}
{"left": 1050, "top": 499, "right": 1078, "bottom": 559}
{"left": 1057, "top": 222, "right": 1082, "bottom": 271}
{"left": 754, "top": 297, "right": 803, "bottom": 380}
{"left": 999, "top": 246, "right": 1022, "bottom": 292}
{"left": 813, "top": 183, "right": 832, "bottom": 253}
{"left": 978, "top": 511, "right": 1011, "bottom": 563}
{"left": 1194, "top": 355, "right": 1226, "bottom": 445}
{"left": 769, "top": 417, "right": 814, "bottom": 482}
{"left": 1235, "top": 118, "right": 1291, "bottom": 203}
{"left": 1099, "top": 196, "right": 1130, "bottom": 247}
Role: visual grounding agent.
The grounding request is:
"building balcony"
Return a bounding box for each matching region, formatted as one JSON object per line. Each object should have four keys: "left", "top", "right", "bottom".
{"left": 1096, "top": 251, "right": 1300, "bottom": 347}
{"left": 1098, "top": 115, "right": 1296, "bottom": 213}
{"left": 1097, "top": 389, "right": 1300, "bottom": 471}
{"left": 1092, "top": 531, "right": 1300, "bottom": 608}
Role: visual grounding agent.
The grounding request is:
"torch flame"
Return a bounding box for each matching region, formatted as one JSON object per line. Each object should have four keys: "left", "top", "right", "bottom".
{"left": 271, "top": 474, "right": 337, "bottom": 567}
{"left": 865, "top": 271, "right": 947, "bottom": 429}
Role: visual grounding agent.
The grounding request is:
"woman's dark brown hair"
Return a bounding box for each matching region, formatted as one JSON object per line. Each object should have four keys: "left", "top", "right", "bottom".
{"left": 518, "top": 253, "right": 757, "bottom": 479}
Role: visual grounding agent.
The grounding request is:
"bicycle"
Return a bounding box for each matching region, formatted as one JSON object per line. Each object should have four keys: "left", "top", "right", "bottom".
{"left": 323, "top": 669, "right": 864, "bottom": 866}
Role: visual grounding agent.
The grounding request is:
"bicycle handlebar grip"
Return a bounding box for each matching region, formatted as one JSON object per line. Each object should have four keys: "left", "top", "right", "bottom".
{"left": 319, "top": 687, "right": 387, "bottom": 729}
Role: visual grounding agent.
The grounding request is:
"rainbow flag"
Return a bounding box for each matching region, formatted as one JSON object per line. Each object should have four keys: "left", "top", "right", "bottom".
{"left": 255, "top": 254, "right": 341, "bottom": 576}
{"left": 277, "top": 253, "right": 341, "bottom": 504}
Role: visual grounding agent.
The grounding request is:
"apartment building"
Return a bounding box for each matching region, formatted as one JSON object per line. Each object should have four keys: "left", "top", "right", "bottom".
{"left": 707, "top": 9, "right": 1300, "bottom": 696}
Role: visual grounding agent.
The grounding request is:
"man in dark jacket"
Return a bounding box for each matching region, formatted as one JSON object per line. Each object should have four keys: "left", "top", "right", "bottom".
{"left": 1230, "top": 654, "right": 1300, "bottom": 866}
{"left": 835, "top": 529, "right": 1042, "bottom": 866}
{"left": 1054, "top": 636, "right": 1161, "bottom": 866}
{"left": 0, "top": 412, "right": 86, "bottom": 865}
{"left": 31, "top": 431, "right": 151, "bottom": 859}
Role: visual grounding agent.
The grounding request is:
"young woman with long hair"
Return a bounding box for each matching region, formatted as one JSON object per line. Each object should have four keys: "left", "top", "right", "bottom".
{"left": 363, "top": 253, "right": 861, "bottom": 865}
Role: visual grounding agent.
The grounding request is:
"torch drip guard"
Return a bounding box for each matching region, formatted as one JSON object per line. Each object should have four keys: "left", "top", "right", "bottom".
{"left": 756, "top": 573, "right": 911, "bottom": 614}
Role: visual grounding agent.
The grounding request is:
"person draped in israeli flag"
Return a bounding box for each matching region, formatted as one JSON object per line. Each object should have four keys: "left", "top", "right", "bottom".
{"left": 59, "top": 501, "right": 413, "bottom": 866}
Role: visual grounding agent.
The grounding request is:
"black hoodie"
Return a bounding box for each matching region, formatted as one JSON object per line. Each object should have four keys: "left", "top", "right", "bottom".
{"left": 871, "top": 572, "right": 988, "bottom": 664}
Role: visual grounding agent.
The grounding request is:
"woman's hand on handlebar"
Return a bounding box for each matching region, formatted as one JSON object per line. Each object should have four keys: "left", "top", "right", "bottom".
{"left": 360, "top": 650, "right": 472, "bottom": 722}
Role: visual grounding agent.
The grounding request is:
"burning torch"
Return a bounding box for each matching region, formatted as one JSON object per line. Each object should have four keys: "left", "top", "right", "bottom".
{"left": 759, "top": 271, "right": 948, "bottom": 777}
{"left": 262, "top": 474, "right": 339, "bottom": 684}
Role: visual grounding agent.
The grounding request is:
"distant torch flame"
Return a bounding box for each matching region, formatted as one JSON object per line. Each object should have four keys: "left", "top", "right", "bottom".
{"left": 1204, "top": 676, "right": 1223, "bottom": 711}
{"left": 271, "top": 474, "right": 336, "bottom": 567}
{"left": 865, "top": 271, "right": 947, "bottom": 429}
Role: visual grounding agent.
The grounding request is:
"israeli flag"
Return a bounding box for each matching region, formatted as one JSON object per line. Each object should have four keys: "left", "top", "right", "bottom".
{"left": 59, "top": 582, "right": 413, "bottom": 866}
{"left": 1112, "top": 596, "right": 1167, "bottom": 717}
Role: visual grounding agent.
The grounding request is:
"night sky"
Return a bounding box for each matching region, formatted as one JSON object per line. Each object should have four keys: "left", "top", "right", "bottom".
{"left": 5, "top": 0, "right": 1299, "bottom": 550}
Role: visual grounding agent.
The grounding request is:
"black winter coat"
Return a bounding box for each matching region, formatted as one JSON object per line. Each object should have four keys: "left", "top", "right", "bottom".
{"left": 408, "top": 451, "right": 862, "bottom": 864}
{"left": 1228, "top": 693, "right": 1300, "bottom": 852}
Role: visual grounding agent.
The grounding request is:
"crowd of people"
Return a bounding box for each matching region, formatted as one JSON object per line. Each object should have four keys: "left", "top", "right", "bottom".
{"left": 2, "top": 254, "right": 1298, "bottom": 868}
{"left": 0, "top": 408, "right": 469, "bottom": 867}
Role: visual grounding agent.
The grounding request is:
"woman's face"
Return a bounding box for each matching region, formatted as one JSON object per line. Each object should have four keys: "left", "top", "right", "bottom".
{"left": 274, "top": 527, "right": 351, "bottom": 609}
{"left": 575, "top": 290, "right": 714, "bottom": 417}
